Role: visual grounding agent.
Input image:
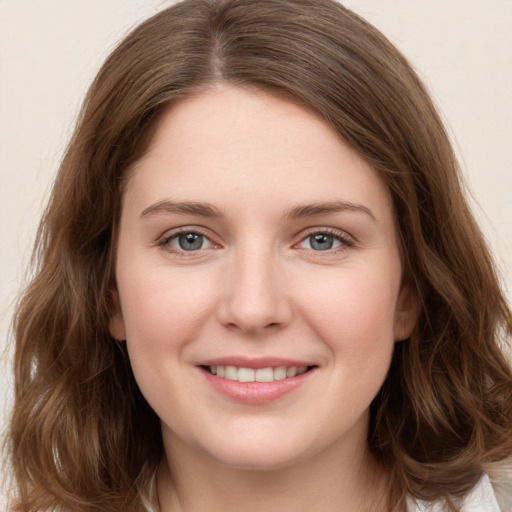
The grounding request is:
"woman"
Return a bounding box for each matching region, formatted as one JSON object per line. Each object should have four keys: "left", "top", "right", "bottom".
{"left": 6, "top": 0, "right": 512, "bottom": 511}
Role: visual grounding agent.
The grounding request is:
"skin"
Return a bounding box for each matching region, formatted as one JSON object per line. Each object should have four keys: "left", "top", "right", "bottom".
{"left": 110, "top": 85, "right": 417, "bottom": 512}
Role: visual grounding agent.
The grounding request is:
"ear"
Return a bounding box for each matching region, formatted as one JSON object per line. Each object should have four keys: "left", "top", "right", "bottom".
{"left": 393, "top": 283, "right": 419, "bottom": 342}
{"left": 108, "top": 288, "right": 127, "bottom": 341}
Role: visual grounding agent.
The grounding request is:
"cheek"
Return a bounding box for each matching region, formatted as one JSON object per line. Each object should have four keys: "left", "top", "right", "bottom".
{"left": 118, "top": 268, "right": 217, "bottom": 416}
{"left": 296, "top": 264, "right": 400, "bottom": 360}
{"left": 117, "top": 266, "right": 217, "bottom": 351}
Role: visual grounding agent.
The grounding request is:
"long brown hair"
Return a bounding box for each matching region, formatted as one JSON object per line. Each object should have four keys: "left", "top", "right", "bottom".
{"left": 7, "top": 1, "right": 512, "bottom": 510}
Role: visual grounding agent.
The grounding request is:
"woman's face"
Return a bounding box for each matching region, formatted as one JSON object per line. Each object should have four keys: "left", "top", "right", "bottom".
{"left": 110, "top": 86, "right": 417, "bottom": 471}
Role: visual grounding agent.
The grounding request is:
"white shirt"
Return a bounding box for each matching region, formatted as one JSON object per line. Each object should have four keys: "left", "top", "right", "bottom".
{"left": 407, "top": 474, "right": 501, "bottom": 511}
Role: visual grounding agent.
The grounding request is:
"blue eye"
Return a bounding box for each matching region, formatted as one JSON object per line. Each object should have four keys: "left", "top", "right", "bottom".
{"left": 167, "top": 232, "right": 213, "bottom": 252}
{"left": 298, "top": 231, "right": 347, "bottom": 251}
{"left": 310, "top": 233, "right": 335, "bottom": 251}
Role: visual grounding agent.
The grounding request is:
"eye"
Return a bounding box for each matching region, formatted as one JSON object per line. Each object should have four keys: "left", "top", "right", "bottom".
{"left": 161, "top": 230, "right": 215, "bottom": 253}
{"left": 297, "top": 230, "right": 352, "bottom": 252}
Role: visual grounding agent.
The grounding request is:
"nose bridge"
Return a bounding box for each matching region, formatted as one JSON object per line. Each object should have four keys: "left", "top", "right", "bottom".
{"left": 218, "top": 238, "right": 291, "bottom": 333}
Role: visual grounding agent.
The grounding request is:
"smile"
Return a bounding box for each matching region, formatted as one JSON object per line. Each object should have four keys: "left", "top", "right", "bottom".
{"left": 206, "top": 365, "right": 310, "bottom": 382}
{"left": 199, "top": 359, "right": 317, "bottom": 403}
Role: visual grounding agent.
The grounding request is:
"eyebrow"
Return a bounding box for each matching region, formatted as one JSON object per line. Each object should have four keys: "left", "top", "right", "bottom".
{"left": 283, "top": 201, "right": 376, "bottom": 222}
{"left": 140, "top": 200, "right": 224, "bottom": 219}
{"left": 139, "top": 199, "right": 376, "bottom": 222}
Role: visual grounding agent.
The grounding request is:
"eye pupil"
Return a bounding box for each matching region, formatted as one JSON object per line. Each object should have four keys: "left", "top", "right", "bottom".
{"left": 178, "top": 233, "right": 203, "bottom": 251}
{"left": 310, "top": 234, "right": 334, "bottom": 251}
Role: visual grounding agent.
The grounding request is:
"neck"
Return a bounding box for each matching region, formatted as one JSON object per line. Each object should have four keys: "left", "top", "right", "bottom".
{"left": 157, "top": 432, "right": 390, "bottom": 512}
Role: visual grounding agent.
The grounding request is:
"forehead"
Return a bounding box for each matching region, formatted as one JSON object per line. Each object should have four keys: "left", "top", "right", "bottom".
{"left": 124, "top": 85, "right": 393, "bottom": 224}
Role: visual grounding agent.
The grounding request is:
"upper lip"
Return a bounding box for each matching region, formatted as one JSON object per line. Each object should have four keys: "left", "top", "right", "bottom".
{"left": 197, "top": 356, "right": 315, "bottom": 369}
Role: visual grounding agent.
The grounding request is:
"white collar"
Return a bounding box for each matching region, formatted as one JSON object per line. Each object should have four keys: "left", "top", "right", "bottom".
{"left": 406, "top": 474, "right": 501, "bottom": 511}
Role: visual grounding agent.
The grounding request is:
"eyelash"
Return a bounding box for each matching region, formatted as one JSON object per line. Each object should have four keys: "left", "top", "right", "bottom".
{"left": 157, "top": 227, "right": 354, "bottom": 256}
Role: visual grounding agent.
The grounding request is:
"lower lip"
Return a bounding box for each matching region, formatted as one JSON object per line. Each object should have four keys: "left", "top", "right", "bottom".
{"left": 201, "top": 368, "right": 315, "bottom": 404}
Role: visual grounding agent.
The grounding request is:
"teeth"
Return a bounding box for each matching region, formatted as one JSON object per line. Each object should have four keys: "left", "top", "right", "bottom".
{"left": 286, "top": 367, "right": 297, "bottom": 377}
{"left": 225, "top": 366, "right": 238, "bottom": 381}
{"left": 255, "top": 367, "right": 274, "bottom": 382}
{"left": 208, "top": 365, "right": 310, "bottom": 382}
{"left": 274, "top": 366, "right": 287, "bottom": 380}
{"left": 238, "top": 367, "right": 255, "bottom": 382}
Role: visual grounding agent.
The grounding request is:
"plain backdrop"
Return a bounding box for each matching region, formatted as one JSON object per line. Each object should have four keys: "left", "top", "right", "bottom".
{"left": 0, "top": 0, "right": 511, "bottom": 493}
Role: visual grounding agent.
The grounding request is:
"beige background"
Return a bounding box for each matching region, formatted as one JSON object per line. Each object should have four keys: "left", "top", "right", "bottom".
{"left": 1, "top": 0, "right": 511, "bottom": 491}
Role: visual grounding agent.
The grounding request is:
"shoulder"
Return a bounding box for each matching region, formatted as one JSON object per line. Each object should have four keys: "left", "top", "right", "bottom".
{"left": 407, "top": 464, "right": 512, "bottom": 512}
{"left": 486, "top": 456, "right": 512, "bottom": 512}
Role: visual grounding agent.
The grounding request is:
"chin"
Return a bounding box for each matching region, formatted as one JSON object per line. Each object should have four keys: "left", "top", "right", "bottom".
{"left": 202, "top": 432, "right": 317, "bottom": 472}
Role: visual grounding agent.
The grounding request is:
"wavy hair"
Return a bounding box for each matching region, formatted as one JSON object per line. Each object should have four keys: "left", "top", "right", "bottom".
{"left": 7, "top": 0, "right": 512, "bottom": 510}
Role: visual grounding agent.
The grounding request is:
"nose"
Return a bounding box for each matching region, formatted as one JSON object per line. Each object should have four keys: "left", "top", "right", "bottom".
{"left": 216, "top": 246, "right": 293, "bottom": 335}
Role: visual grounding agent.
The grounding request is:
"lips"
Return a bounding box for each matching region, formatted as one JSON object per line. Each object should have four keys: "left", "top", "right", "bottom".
{"left": 198, "top": 357, "right": 317, "bottom": 403}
